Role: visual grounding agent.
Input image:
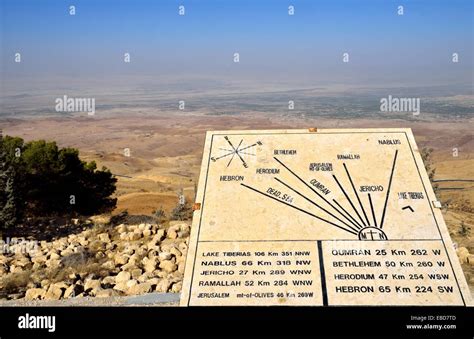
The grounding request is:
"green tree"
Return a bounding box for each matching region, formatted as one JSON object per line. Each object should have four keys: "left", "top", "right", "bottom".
{"left": 0, "top": 135, "right": 117, "bottom": 226}
{"left": 0, "top": 135, "right": 19, "bottom": 229}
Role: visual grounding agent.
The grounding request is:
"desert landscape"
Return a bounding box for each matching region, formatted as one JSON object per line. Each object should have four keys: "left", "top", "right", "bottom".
{"left": 0, "top": 85, "right": 473, "bottom": 302}
{"left": 2, "top": 111, "right": 472, "bottom": 213}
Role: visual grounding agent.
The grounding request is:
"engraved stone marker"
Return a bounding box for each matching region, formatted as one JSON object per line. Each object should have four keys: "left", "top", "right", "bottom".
{"left": 180, "top": 128, "right": 471, "bottom": 306}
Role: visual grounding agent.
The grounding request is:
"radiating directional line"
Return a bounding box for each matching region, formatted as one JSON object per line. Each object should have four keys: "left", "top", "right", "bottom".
{"left": 332, "top": 174, "right": 367, "bottom": 227}
{"left": 226, "top": 139, "right": 242, "bottom": 167}
{"left": 226, "top": 138, "right": 248, "bottom": 168}
{"left": 343, "top": 163, "right": 371, "bottom": 226}
{"left": 241, "top": 183, "right": 357, "bottom": 236}
{"left": 368, "top": 193, "right": 377, "bottom": 227}
{"left": 273, "top": 157, "right": 362, "bottom": 229}
{"left": 214, "top": 151, "right": 235, "bottom": 161}
{"left": 274, "top": 177, "right": 360, "bottom": 233}
{"left": 238, "top": 143, "right": 259, "bottom": 152}
{"left": 380, "top": 150, "right": 399, "bottom": 229}
{"left": 219, "top": 148, "right": 235, "bottom": 152}
{"left": 332, "top": 199, "right": 363, "bottom": 229}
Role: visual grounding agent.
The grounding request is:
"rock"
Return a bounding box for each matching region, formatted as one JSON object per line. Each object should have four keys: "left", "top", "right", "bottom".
{"left": 121, "top": 262, "right": 139, "bottom": 272}
{"left": 89, "top": 214, "right": 111, "bottom": 224}
{"left": 31, "top": 255, "right": 47, "bottom": 265}
{"left": 10, "top": 266, "right": 24, "bottom": 274}
{"left": 114, "top": 254, "right": 129, "bottom": 266}
{"left": 12, "top": 257, "right": 31, "bottom": 267}
{"left": 168, "top": 222, "right": 190, "bottom": 238}
{"left": 89, "top": 239, "right": 107, "bottom": 251}
{"left": 25, "top": 288, "right": 46, "bottom": 300}
{"left": 31, "top": 263, "right": 43, "bottom": 271}
{"left": 40, "top": 279, "right": 51, "bottom": 288}
{"left": 145, "top": 278, "right": 160, "bottom": 287}
{"left": 113, "top": 281, "right": 128, "bottom": 292}
{"left": 105, "top": 243, "right": 116, "bottom": 251}
{"left": 115, "top": 224, "right": 128, "bottom": 233}
{"left": 178, "top": 260, "right": 186, "bottom": 274}
{"left": 116, "top": 271, "right": 131, "bottom": 283}
{"left": 178, "top": 230, "right": 189, "bottom": 238}
{"left": 129, "top": 232, "right": 142, "bottom": 241}
{"left": 102, "top": 260, "right": 116, "bottom": 270}
{"left": 155, "top": 270, "right": 168, "bottom": 278}
{"left": 160, "top": 244, "right": 174, "bottom": 252}
{"left": 155, "top": 229, "right": 166, "bottom": 241}
{"left": 169, "top": 221, "right": 185, "bottom": 228}
{"left": 98, "top": 233, "right": 111, "bottom": 243}
{"left": 180, "top": 223, "right": 191, "bottom": 234}
{"left": 137, "top": 272, "right": 155, "bottom": 283}
{"left": 77, "top": 237, "right": 89, "bottom": 247}
{"left": 55, "top": 282, "right": 69, "bottom": 290}
{"left": 467, "top": 254, "right": 474, "bottom": 266}
{"left": 96, "top": 289, "right": 120, "bottom": 298}
{"left": 95, "top": 251, "right": 106, "bottom": 259}
{"left": 159, "top": 260, "right": 177, "bottom": 273}
{"left": 44, "top": 284, "right": 64, "bottom": 300}
{"left": 169, "top": 247, "right": 182, "bottom": 258}
{"left": 155, "top": 278, "right": 171, "bottom": 293}
{"left": 126, "top": 279, "right": 138, "bottom": 289}
{"left": 167, "top": 229, "right": 178, "bottom": 239}
{"left": 456, "top": 247, "right": 470, "bottom": 263}
{"left": 169, "top": 271, "right": 183, "bottom": 282}
{"left": 60, "top": 248, "right": 74, "bottom": 257}
{"left": 122, "top": 245, "right": 137, "bottom": 255}
{"left": 143, "top": 257, "right": 159, "bottom": 273}
{"left": 128, "top": 253, "right": 141, "bottom": 265}
{"left": 147, "top": 249, "right": 160, "bottom": 259}
{"left": 143, "top": 230, "right": 152, "bottom": 237}
{"left": 68, "top": 273, "right": 80, "bottom": 281}
{"left": 45, "top": 259, "right": 62, "bottom": 269}
{"left": 131, "top": 268, "right": 143, "bottom": 279}
{"left": 49, "top": 252, "right": 60, "bottom": 260}
{"left": 8, "top": 293, "right": 24, "bottom": 300}
{"left": 84, "top": 279, "right": 102, "bottom": 295}
{"left": 102, "top": 276, "right": 116, "bottom": 286}
{"left": 171, "top": 282, "right": 182, "bottom": 293}
{"left": 126, "top": 282, "right": 152, "bottom": 296}
{"left": 178, "top": 242, "right": 188, "bottom": 254}
{"left": 63, "top": 284, "right": 84, "bottom": 298}
{"left": 159, "top": 252, "right": 172, "bottom": 260}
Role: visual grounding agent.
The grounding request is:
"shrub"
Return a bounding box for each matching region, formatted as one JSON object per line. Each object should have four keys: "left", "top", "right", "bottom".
{"left": 0, "top": 134, "right": 117, "bottom": 228}
{"left": 170, "top": 202, "right": 193, "bottom": 221}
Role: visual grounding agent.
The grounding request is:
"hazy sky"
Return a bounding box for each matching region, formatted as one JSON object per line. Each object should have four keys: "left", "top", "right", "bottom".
{"left": 1, "top": 0, "right": 473, "bottom": 89}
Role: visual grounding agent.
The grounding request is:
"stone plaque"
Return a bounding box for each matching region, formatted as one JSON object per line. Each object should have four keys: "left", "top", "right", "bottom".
{"left": 180, "top": 128, "right": 471, "bottom": 306}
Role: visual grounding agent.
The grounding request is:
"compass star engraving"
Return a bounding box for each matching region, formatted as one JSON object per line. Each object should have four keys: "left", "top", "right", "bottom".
{"left": 211, "top": 136, "right": 262, "bottom": 168}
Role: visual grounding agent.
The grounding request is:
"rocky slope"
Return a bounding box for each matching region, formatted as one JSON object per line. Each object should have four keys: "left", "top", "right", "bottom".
{"left": 0, "top": 220, "right": 190, "bottom": 301}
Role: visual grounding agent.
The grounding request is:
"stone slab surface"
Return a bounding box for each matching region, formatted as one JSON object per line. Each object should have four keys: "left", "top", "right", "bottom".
{"left": 180, "top": 128, "right": 471, "bottom": 306}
